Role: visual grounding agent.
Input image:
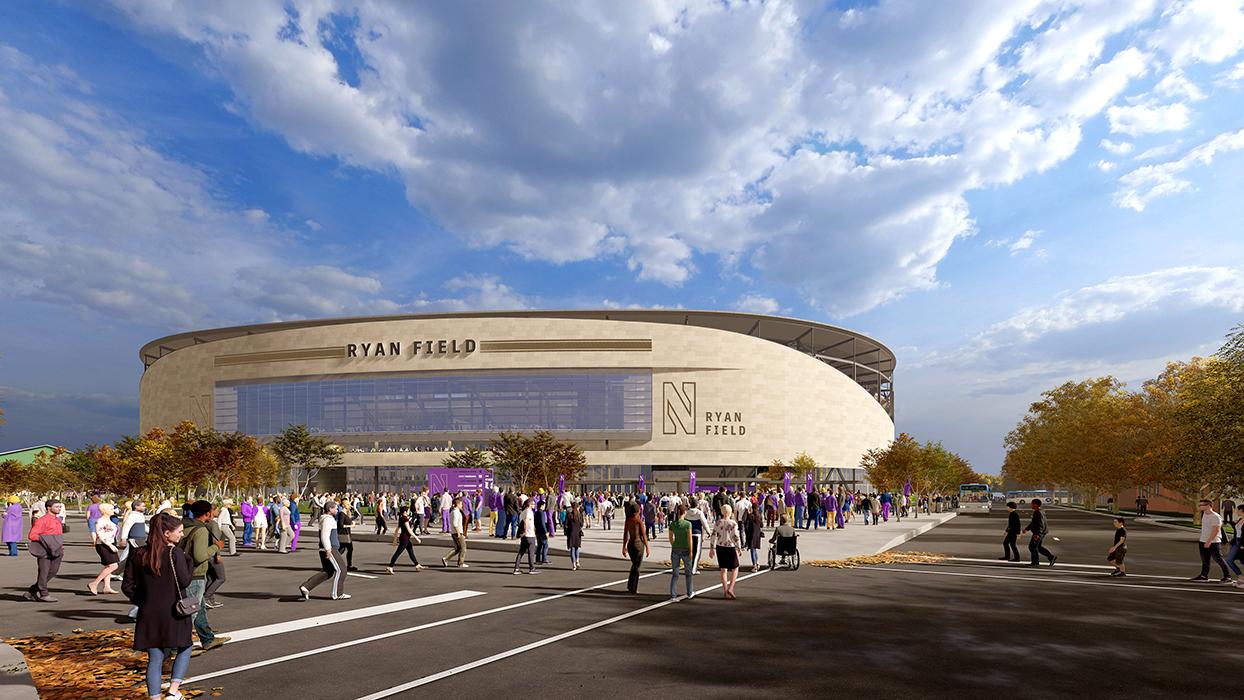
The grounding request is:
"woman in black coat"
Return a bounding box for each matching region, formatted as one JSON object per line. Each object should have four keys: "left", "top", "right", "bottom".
{"left": 122, "top": 512, "right": 194, "bottom": 700}
{"left": 565, "top": 504, "right": 584, "bottom": 571}
{"left": 744, "top": 509, "right": 764, "bottom": 573}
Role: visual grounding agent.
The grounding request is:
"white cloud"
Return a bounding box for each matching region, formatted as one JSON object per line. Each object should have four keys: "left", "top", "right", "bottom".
{"left": 1147, "top": 0, "right": 1244, "bottom": 66}
{"left": 1009, "top": 229, "right": 1041, "bottom": 255}
{"left": 1106, "top": 101, "right": 1191, "bottom": 136}
{"left": 103, "top": 0, "right": 1180, "bottom": 316}
{"left": 1219, "top": 60, "right": 1244, "bottom": 84}
{"left": 1099, "top": 138, "right": 1134, "bottom": 154}
{"left": 1115, "top": 128, "right": 1244, "bottom": 210}
{"left": 410, "top": 274, "right": 532, "bottom": 312}
{"left": 1095, "top": 159, "right": 1117, "bottom": 171}
{"left": 1133, "top": 141, "right": 1183, "bottom": 160}
{"left": 1154, "top": 70, "right": 1206, "bottom": 100}
{"left": 304, "top": 218, "right": 322, "bottom": 230}
{"left": 734, "top": 293, "right": 780, "bottom": 315}
{"left": 0, "top": 44, "right": 406, "bottom": 327}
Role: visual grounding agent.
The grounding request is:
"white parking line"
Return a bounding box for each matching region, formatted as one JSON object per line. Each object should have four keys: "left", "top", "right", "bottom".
{"left": 220, "top": 590, "right": 485, "bottom": 643}
{"left": 189, "top": 569, "right": 670, "bottom": 683}
{"left": 347, "top": 572, "right": 378, "bottom": 579}
{"left": 354, "top": 569, "right": 770, "bottom": 698}
{"left": 861, "top": 567, "right": 1244, "bottom": 595}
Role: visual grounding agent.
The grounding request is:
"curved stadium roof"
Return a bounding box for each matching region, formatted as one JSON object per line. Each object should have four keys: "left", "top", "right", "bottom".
{"left": 140, "top": 310, "right": 895, "bottom": 417}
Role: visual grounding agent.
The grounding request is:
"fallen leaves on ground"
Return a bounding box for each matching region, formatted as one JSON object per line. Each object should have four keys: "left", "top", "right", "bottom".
{"left": 4, "top": 629, "right": 211, "bottom": 699}
{"left": 805, "top": 551, "right": 947, "bottom": 569}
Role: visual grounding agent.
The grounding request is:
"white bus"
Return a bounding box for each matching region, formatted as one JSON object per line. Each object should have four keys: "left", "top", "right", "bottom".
{"left": 958, "top": 483, "right": 992, "bottom": 513}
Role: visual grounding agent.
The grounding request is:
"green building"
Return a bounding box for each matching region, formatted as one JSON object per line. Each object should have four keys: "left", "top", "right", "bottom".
{"left": 0, "top": 445, "right": 60, "bottom": 465}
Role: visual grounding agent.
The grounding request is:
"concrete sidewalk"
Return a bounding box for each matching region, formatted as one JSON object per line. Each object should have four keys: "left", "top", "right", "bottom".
{"left": 545, "top": 512, "right": 957, "bottom": 562}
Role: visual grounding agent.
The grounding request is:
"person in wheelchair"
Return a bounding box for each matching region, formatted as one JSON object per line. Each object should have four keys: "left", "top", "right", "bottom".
{"left": 769, "top": 515, "right": 798, "bottom": 568}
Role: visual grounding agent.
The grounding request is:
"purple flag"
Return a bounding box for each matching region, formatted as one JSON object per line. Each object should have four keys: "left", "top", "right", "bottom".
{"left": 638, "top": 474, "right": 645, "bottom": 494}
{"left": 904, "top": 478, "right": 912, "bottom": 497}
{"left": 783, "top": 471, "right": 792, "bottom": 497}
{"left": 689, "top": 470, "right": 697, "bottom": 494}
{"left": 806, "top": 473, "right": 814, "bottom": 493}
{"left": 558, "top": 474, "right": 565, "bottom": 494}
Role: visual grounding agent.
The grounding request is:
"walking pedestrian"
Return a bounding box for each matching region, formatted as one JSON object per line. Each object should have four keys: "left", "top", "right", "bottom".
{"left": 374, "top": 497, "right": 388, "bottom": 536}
{"left": 121, "top": 512, "right": 195, "bottom": 700}
{"left": 710, "top": 504, "right": 742, "bottom": 599}
{"left": 565, "top": 503, "right": 584, "bottom": 571}
{"left": 203, "top": 504, "right": 228, "bottom": 609}
{"left": 299, "top": 501, "right": 349, "bottom": 600}
{"left": 217, "top": 499, "right": 236, "bottom": 556}
{"left": 535, "top": 499, "right": 551, "bottom": 565}
{"left": 289, "top": 496, "right": 303, "bottom": 551}
{"left": 1227, "top": 504, "right": 1244, "bottom": 588}
{"left": 86, "top": 495, "right": 102, "bottom": 544}
{"left": 88, "top": 503, "right": 120, "bottom": 595}
{"left": 513, "top": 497, "right": 540, "bottom": 575}
{"left": 385, "top": 506, "right": 425, "bottom": 574}
{"left": 601, "top": 495, "right": 614, "bottom": 531}
{"left": 686, "top": 500, "right": 706, "bottom": 574}
{"left": 743, "top": 506, "right": 764, "bottom": 572}
{"left": 667, "top": 504, "right": 694, "bottom": 600}
{"left": 1022, "top": 499, "right": 1057, "bottom": 567}
{"left": 252, "top": 499, "right": 268, "bottom": 551}
{"left": 24, "top": 498, "right": 65, "bottom": 602}
{"left": 277, "top": 499, "right": 293, "bottom": 553}
{"left": 180, "top": 501, "right": 229, "bottom": 651}
{"left": 1001, "top": 501, "right": 1021, "bottom": 561}
{"left": 1107, "top": 517, "right": 1127, "bottom": 577}
{"left": 1189, "top": 499, "right": 1232, "bottom": 582}
{"left": 4, "top": 496, "right": 23, "bottom": 556}
{"left": 441, "top": 497, "right": 468, "bottom": 568}
{"left": 622, "top": 499, "right": 648, "bottom": 593}
{"left": 338, "top": 500, "right": 357, "bottom": 570}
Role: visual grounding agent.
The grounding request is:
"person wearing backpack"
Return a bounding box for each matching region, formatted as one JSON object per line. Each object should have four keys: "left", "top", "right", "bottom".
{"left": 180, "top": 500, "right": 229, "bottom": 651}
{"left": 1022, "top": 499, "right": 1057, "bottom": 567}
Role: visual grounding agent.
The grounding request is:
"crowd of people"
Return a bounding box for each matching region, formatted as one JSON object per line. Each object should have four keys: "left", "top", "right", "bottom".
{"left": 16, "top": 483, "right": 1239, "bottom": 699}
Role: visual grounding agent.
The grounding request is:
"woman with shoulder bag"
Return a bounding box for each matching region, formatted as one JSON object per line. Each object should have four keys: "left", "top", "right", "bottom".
{"left": 88, "top": 503, "right": 120, "bottom": 595}
{"left": 710, "top": 503, "right": 742, "bottom": 599}
{"left": 122, "top": 512, "right": 195, "bottom": 700}
{"left": 385, "top": 506, "right": 424, "bottom": 574}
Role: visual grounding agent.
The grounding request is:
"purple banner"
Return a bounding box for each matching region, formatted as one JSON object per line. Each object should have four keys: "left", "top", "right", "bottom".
{"left": 689, "top": 470, "right": 697, "bottom": 494}
{"left": 806, "top": 473, "right": 814, "bottom": 493}
{"left": 427, "top": 467, "right": 493, "bottom": 494}
{"left": 783, "top": 471, "right": 792, "bottom": 496}
{"left": 638, "top": 474, "right": 645, "bottom": 494}
{"left": 904, "top": 478, "right": 912, "bottom": 497}
{"left": 558, "top": 474, "right": 565, "bottom": 494}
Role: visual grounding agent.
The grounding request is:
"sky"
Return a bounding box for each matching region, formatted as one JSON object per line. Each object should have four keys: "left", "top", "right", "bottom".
{"left": 2, "top": 0, "right": 1243, "bottom": 471}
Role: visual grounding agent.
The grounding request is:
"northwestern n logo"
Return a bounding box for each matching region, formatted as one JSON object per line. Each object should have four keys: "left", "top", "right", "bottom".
{"left": 662, "top": 381, "right": 696, "bottom": 435}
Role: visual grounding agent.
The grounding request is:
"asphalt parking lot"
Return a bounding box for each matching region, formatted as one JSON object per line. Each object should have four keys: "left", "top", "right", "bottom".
{"left": 2, "top": 508, "right": 1235, "bottom": 698}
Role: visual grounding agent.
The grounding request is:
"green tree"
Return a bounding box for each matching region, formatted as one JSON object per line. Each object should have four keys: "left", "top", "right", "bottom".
{"left": 442, "top": 447, "right": 492, "bottom": 469}
{"left": 271, "top": 424, "right": 343, "bottom": 497}
{"left": 488, "top": 431, "right": 533, "bottom": 488}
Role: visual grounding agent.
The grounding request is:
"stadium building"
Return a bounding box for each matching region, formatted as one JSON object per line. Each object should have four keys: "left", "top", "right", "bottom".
{"left": 139, "top": 310, "right": 895, "bottom": 492}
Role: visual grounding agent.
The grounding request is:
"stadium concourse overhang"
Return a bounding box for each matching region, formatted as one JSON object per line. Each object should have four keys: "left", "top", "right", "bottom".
{"left": 139, "top": 310, "right": 895, "bottom": 493}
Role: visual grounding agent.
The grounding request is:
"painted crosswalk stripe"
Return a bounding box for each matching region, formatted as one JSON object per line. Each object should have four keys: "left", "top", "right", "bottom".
{"left": 188, "top": 570, "right": 669, "bottom": 684}
{"left": 220, "top": 590, "right": 485, "bottom": 643}
{"left": 353, "top": 569, "right": 771, "bottom": 698}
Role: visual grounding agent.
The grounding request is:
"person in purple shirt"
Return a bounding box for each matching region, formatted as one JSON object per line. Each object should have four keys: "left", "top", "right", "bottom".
{"left": 4, "top": 497, "right": 24, "bottom": 556}
{"left": 240, "top": 498, "right": 257, "bottom": 546}
{"left": 86, "top": 496, "right": 102, "bottom": 545}
{"left": 793, "top": 488, "right": 807, "bottom": 529}
{"left": 824, "top": 491, "right": 840, "bottom": 530}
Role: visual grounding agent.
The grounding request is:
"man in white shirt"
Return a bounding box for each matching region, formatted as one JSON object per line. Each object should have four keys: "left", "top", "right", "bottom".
{"left": 440, "top": 490, "right": 453, "bottom": 533}
{"left": 512, "top": 499, "right": 538, "bottom": 575}
{"left": 1190, "top": 499, "right": 1232, "bottom": 582}
{"left": 442, "top": 497, "right": 468, "bottom": 568}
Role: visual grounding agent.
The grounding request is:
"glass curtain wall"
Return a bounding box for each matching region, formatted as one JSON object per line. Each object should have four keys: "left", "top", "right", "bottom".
{"left": 214, "top": 371, "right": 652, "bottom": 437}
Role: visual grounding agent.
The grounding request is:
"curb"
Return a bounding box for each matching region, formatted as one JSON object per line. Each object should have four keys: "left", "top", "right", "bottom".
{"left": 875, "top": 512, "right": 957, "bottom": 554}
{"left": 0, "top": 642, "right": 39, "bottom": 700}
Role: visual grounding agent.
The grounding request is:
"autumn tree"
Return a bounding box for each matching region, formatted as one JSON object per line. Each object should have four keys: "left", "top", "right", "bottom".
{"left": 489, "top": 431, "right": 534, "bottom": 489}
{"left": 271, "top": 424, "right": 343, "bottom": 497}
{"left": 487, "top": 431, "right": 586, "bottom": 491}
{"left": 442, "top": 447, "right": 491, "bottom": 470}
